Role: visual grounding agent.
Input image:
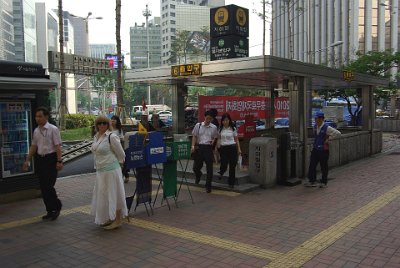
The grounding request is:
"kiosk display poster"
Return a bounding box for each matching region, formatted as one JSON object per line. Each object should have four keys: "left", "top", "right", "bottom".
{"left": 0, "top": 101, "right": 33, "bottom": 178}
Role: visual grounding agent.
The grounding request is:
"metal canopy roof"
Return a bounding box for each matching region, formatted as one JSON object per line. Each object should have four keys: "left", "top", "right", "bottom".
{"left": 125, "top": 56, "right": 389, "bottom": 89}
{"left": 0, "top": 76, "right": 57, "bottom": 91}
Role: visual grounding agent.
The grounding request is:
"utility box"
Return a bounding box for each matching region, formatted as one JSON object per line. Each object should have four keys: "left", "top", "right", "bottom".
{"left": 249, "top": 137, "right": 277, "bottom": 187}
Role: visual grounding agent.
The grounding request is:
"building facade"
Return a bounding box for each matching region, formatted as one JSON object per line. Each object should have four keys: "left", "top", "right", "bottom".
{"left": 67, "top": 14, "right": 89, "bottom": 57}
{"left": 271, "top": 0, "right": 400, "bottom": 68}
{"left": 0, "top": 0, "right": 15, "bottom": 60}
{"left": 89, "top": 44, "right": 116, "bottom": 59}
{"left": 160, "top": 0, "right": 225, "bottom": 65}
{"left": 130, "top": 17, "right": 161, "bottom": 69}
{"left": 13, "top": 0, "right": 37, "bottom": 62}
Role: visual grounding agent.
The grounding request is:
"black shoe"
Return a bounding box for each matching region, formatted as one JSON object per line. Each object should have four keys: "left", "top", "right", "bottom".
{"left": 217, "top": 172, "right": 222, "bottom": 180}
{"left": 51, "top": 210, "right": 60, "bottom": 221}
{"left": 206, "top": 188, "right": 211, "bottom": 193}
{"left": 42, "top": 213, "right": 52, "bottom": 220}
{"left": 195, "top": 177, "right": 200, "bottom": 184}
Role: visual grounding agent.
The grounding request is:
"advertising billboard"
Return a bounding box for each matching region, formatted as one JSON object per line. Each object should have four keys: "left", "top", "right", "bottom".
{"left": 198, "top": 96, "right": 289, "bottom": 122}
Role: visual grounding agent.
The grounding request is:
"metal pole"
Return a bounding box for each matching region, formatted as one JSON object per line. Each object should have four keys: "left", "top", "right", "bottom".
{"left": 307, "top": 0, "right": 312, "bottom": 63}
{"left": 143, "top": 4, "right": 152, "bottom": 105}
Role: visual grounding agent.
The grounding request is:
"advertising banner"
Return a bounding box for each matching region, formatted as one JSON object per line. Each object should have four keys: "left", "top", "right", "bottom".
{"left": 198, "top": 96, "right": 289, "bottom": 121}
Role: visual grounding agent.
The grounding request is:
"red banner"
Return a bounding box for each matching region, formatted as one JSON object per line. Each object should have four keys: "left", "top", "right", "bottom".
{"left": 198, "top": 96, "right": 289, "bottom": 121}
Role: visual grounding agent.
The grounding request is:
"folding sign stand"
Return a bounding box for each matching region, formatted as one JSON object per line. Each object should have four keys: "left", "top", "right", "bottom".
{"left": 144, "top": 132, "right": 175, "bottom": 210}
{"left": 152, "top": 163, "right": 171, "bottom": 209}
{"left": 176, "top": 158, "right": 194, "bottom": 204}
{"left": 159, "top": 160, "right": 178, "bottom": 210}
{"left": 125, "top": 133, "right": 153, "bottom": 216}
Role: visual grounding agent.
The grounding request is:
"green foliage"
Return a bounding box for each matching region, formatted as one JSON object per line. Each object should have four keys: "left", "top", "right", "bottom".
{"left": 168, "top": 28, "right": 210, "bottom": 64}
{"left": 61, "top": 127, "right": 93, "bottom": 141}
{"left": 65, "top": 114, "right": 96, "bottom": 129}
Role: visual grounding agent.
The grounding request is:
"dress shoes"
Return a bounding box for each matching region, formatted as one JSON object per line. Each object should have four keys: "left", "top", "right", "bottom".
{"left": 206, "top": 188, "right": 211, "bottom": 193}
{"left": 51, "top": 210, "right": 60, "bottom": 221}
{"left": 42, "top": 213, "right": 52, "bottom": 220}
{"left": 195, "top": 177, "right": 200, "bottom": 184}
{"left": 103, "top": 221, "right": 122, "bottom": 230}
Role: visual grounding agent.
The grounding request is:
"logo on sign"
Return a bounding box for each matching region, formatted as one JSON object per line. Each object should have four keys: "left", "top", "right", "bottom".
{"left": 215, "top": 7, "right": 229, "bottom": 26}
{"left": 236, "top": 8, "right": 247, "bottom": 26}
{"left": 150, "top": 147, "right": 164, "bottom": 155}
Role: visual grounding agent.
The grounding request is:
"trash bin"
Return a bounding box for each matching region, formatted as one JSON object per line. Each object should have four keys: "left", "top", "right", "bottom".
{"left": 248, "top": 137, "right": 277, "bottom": 187}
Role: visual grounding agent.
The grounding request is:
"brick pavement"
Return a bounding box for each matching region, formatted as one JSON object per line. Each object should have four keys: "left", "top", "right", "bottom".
{"left": 1, "top": 149, "right": 400, "bottom": 267}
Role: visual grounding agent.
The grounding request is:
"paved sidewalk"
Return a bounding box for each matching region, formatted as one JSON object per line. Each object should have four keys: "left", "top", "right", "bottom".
{"left": 2, "top": 149, "right": 400, "bottom": 267}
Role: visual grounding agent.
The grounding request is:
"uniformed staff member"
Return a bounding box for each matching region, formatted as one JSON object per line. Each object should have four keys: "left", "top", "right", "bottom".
{"left": 305, "top": 112, "right": 341, "bottom": 188}
{"left": 23, "top": 107, "right": 63, "bottom": 220}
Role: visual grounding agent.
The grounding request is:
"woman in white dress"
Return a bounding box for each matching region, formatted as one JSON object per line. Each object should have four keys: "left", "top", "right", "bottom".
{"left": 91, "top": 115, "right": 127, "bottom": 230}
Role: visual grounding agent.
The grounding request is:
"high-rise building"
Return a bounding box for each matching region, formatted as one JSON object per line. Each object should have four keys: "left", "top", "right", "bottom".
{"left": 0, "top": 0, "right": 15, "bottom": 60}
{"left": 90, "top": 44, "right": 116, "bottom": 59}
{"left": 130, "top": 17, "right": 161, "bottom": 69}
{"left": 67, "top": 14, "right": 89, "bottom": 57}
{"left": 13, "top": 0, "right": 37, "bottom": 62}
{"left": 35, "top": 3, "right": 58, "bottom": 71}
{"left": 271, "top": 0, "right": 400, "bottom": 68}
{"left": 160, "top": 0, "right": 225, "bottom": 65}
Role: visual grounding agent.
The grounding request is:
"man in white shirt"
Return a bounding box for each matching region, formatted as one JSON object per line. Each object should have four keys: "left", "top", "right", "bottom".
{"left": 305, "top": 112, "right": 341, "bottom": 188}
{"left": 23, "top": 107, "right": 63, "bottom": 220}
{"left": 191, "top": 110, "right": 218, "bottom": 193}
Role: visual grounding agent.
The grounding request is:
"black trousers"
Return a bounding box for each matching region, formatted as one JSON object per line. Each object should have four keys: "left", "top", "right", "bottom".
{"left": 219, "top": 144, "right": 238, "bottom": 186}
{"left": 308, "top": 149, "right": 329, "bottom": 185}
{"left": 193, "top": 144, "right": 214, "bottom": 189}
{"left": 35, "top": 153, "right": 62, "bottom": 213}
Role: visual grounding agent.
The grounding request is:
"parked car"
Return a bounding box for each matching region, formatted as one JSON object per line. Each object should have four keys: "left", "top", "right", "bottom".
{"left": 156, "top": 111, "right": 172, "bottom": 122}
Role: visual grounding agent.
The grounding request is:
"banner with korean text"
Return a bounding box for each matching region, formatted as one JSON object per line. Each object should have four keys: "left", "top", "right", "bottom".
{"left": 198, "top": 96, "right": 289, "bottom": 121}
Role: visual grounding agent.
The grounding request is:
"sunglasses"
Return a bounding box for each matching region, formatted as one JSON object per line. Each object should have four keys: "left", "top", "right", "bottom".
{"left": 96, "top": 122, "right": 108, "bottom": 126}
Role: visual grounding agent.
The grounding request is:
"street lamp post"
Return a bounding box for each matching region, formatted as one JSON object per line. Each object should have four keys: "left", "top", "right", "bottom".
{"left": 143, "top": 4, "right": 152, "bottom": 105}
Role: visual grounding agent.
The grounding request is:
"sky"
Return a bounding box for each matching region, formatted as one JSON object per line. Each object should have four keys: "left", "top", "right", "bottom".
{"left": 39, "top": 0, "right": 270, "bottom": 57}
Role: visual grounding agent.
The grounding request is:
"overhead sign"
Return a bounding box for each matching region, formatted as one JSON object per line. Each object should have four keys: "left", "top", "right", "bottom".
{"left": 210, "top": 5, "right": 249, "bottom": 38}
{"left": 171, "top": 63, "right": 202, "bottom": 77}
{"left": 48, "top": 51, "right": 112, "bottom": 75}
{"left": 343, "top": 70, "right": 354, "bottom": 81}
{"left": 210, "top": 35, "right": 248, "bottom": 61}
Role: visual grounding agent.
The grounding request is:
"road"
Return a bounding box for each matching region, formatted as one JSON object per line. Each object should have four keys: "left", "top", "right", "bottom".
{"left": 58, "top": 153, "right": 95, "bottom": 178}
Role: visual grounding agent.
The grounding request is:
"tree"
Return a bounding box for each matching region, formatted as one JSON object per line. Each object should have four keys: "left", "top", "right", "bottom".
{"left": 324, "top": 50, "right": 400, "bottom": 125}
{"left": 168, "top": 30, "right": 208, "bottom": 64}
{"left": 115, "top": 0, "right": 124, "bottom": 118}
{"left": 58, "top": 0, "right": 68, "bottom": 130}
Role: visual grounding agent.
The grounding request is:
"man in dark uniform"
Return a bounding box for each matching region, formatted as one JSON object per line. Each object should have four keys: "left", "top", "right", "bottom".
{"left": 23, "top": 107, "right": 63, "bottom": 220}
{"left": 305, "top": 112, "right": 341, "bottom": 188}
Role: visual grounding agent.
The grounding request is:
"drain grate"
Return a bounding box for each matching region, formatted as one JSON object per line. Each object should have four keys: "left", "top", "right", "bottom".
{"left": 389, "top": 152, "right": 400, "bottom": 155}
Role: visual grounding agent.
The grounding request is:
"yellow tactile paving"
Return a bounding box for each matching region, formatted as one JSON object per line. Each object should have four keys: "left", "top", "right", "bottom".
{"left": 265, "top": 185, "right": 400, "bottom": 268}
{"left": 2, "top": 184, "right": 400, "bottom": 266}
{"left": 0, "top": 205, "right": 90, "bottom": 230}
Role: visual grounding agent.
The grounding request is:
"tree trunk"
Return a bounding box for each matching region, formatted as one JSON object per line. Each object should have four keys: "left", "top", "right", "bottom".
{"left": 116, "top": 0, "right": 124, "bottom": 118}
{"left": 58, "top": 0, "right": 67, "bottom": 130}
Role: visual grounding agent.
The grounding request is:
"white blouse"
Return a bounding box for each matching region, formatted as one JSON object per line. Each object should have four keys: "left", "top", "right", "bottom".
{"left": 219, "top": 127, "right": 237, "bottom": 146}
{"left": 91, "top": 130, "right": 125, "bottom": 172}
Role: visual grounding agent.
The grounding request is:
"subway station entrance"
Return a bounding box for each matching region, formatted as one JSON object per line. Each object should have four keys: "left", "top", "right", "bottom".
{"left": 125, "top": 56, "right": 388, "bottom": 185}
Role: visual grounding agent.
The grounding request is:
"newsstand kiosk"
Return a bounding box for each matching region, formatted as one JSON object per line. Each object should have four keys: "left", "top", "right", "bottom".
{"left": 0, "top": 61, "right": 57, "bottom": 203}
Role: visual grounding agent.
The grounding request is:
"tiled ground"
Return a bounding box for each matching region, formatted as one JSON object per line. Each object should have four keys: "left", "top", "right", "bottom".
{"left": 2, "top": 148, "right": 400, "bottom": 267}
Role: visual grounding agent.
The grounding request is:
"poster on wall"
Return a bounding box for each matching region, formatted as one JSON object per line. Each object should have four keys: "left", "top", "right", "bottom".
{"left": 198, "top": 96, "right": 289, "bottom": 121}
